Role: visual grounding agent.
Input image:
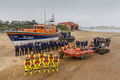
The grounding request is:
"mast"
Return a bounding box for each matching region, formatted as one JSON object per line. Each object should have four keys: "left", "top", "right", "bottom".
{"left": 44, "top": 0, "right": 46, "bottom": 24}
{"left": 52, "top": 0, "right": 55, "bottom": 25}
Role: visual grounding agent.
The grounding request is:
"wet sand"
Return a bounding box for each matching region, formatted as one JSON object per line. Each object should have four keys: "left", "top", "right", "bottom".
{"left": 0, "top": 31, "right": 120, "bottom": 80}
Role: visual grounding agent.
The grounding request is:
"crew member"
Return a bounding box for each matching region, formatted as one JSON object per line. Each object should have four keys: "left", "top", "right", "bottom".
{"left": 48, "top": 42, "right": 51, "bottom": 52}
{"left": 65, "top": 41, "right": 68, "bottom": 45}
{"left": 85, "top": 40, "right": 88, "bottom": 46}
{"left": 67, "top": 43, "right": 71, "bottom": 49}
{"left": 48, "top": 52, "right": 54, "bottom": 64}
{"left": 24, "top": 43, "right": 28, "bottom": 55}
{"left": 93, "top": 37, "right": 97, "bottom": 46}
{"left": 58, "top": 40, "right": 60, "bottom": 48}
{"left": 24, "top": 57, "right": 32, "bottom": 76}
{"left": 36, "top": 43, "right": 39, "bottom": 54}
{"left": 69, "top": 31, "right": 71, "bottom": 38}
{"left": 76, "top": 40, "right": 79, "bottom": 48}
{"left": 54, "top": 40, "right": 56, "bottom": 50}
{"left": 52, "top": 40, "right": 54, "bottom": 50}
{"left": 64, "top": 45, "right": 67, "bottom": 57}
{"left": 73, "top": 44, "right": 77, "bottom": 49}
{"left": 56, "top": 41, "right": 59, "bottom": 50}
{"left": 29, "top": 52, "right": 35, "bottom": 67}
{"left": 52, "top": 54, "right": 59, "bottom": 73}
{"left": 39, "top": 42, "right": 42, "bottom": 53}
{"left": 50, "top": 40, "right": 52, "bottom": 47}
{"left": 59, "top": 48, "right": 64, "bottom": 61}
{"left": 64, "top": 32, "right": 66, "bottom": 38}
{"left": 81, "top": 41, "right": 84, "bottom": 48}
{"left": 78, "top": 40, "right": 81, "bottom": 48}
{"left": 15, "top": 44, "right": 19, "bottom": 57}
{"left": 38, "top": 50, "right": 45, "bottom": 63}
{"left": 41, "top": 41, "right": 44, "bottom": 51}
{"left": 62, "top": 40, "right": 64, "bottom": 47}
{"left": 97, "top": 36, "right": 100, "bottom": 46}
{"left": 29, "top": 42, "right": 33, "bottom": 54}
{"left": 44, "top": 41, "right": 48, "bottom": 52}
{"left": 43, "top": 55, "right": 50, "bottom": 73}
{"left": 33, "top": 56, "right": 41, "bottom": 74}
{"left": 32, "top": 42, "right": 36, "bottom": 54}
{"left": 20, "top": 43, "right": 24, "bottom": 55}
{"left": 60, "top": 41, "right": 62, "bottom": 48}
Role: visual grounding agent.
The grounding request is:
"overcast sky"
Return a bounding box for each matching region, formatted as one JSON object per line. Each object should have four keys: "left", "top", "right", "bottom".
{"left": 0, "top": 0, "right": 120, "bottom": 27}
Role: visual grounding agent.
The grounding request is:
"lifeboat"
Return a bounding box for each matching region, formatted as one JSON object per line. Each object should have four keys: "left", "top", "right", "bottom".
{"left": 63, "top": 48, "right": 94, "bottom": 60}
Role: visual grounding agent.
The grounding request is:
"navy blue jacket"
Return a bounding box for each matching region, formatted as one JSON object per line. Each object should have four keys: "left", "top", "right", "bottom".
{"left": 45, "top": 43, "right": 48, "bottom": 48}
{"left": 52, "top": 42, "right": 54, "bottom": 46}
{"left": 56, "top": 42, "right": 59, "bottom": 46}
{"left": 36, "top": 45, "right": 39, "bottom": 49}
{"left": 29, "top": 43, "right": 33, "bottom": 48}
{"left": 69, "top": 32, "right": 71, "bottom": 36}
{"left": 58, "top": 41, "right": 60, "bottom": 46}
{"left": 62, "top": 41, "right": 65, "bottom": 46}
{"left": 32, "top": 44, "right": 36, "bottom": 49}
{"left": 41, "top": 42, "right": 44, "bottom": 48}
{"left": 60, "top": 42, "right": 62, "bottom": 47}
{"left": 85, "top": 41, "right": 88, "bottom": 46}
{"left": 64, "top": 33, "right": 66, "bottom": 38}
{"left": 24, "top": 44, "right": 28, "bottom": 50}
{"left": 54, "top": 41, "right": 56, "bottom": 46}
{"left": 20, "top": 45, "right": 24, "bottom": 50}
{"left": 62, "top": 32, "right": 64, "bottom": 35}
{"left": 78, "top": 41, "right": 80, "bottom": 45}
{"left": 81, "top": 41, "right": 84, "bottom": 46}
{"left": 39, "top": 44, "right": 42, "bottom": 49}
{"left": 76, "top": 41, "right": 79, "bottom": 45}
{"left": 93, "top": 38, "right": 97, "bottom": 43}
{"left": 50, "top": 41, "right": 52, "bottom": 45}
{"left": 48, "top": 43, "right": 50, "bottom": 48}
{"left": 65, "top": 42, "right": 68, "bottom": 45}
{"left": 15, "top": 45, "right": 19, "bottom": 51}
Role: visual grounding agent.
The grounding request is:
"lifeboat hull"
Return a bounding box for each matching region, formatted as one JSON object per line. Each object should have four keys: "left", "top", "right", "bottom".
{"left": 63, "top": 48, "right": 94, "bottom": 58}
{"left": 6, "top": 31, "right": 60, "bottom": 45}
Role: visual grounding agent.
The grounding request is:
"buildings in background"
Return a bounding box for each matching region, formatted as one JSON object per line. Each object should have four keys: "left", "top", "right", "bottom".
{"left": 57, "top": 22, "right": 79, "bottom": 30}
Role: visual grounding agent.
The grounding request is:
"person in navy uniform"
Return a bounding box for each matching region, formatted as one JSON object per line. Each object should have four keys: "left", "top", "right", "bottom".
{"left": 78, "top": 40, "right": 80, "bottom": 48}
{"left": 81, "top": 41, "right": 84, "bottom": 48}
{"left": 39, "top": 42, "right": 42, "bottom": 53}
{"left": 20, "top": 43, "right": 24, "bottom": 55}
{"left": 64, "top": 32, "right": 66, "bottom": 38}
{"left": 65, "top": 40, "right": 68, "bottom": 45}
{"left": 62, "top": 40, "right": 65, "bottom": 47}
{"left": 61, "top": 32, "right": 64, "bottom": 37}
{"left": 54, "top": 40, "right": 56, "bottom": 49}
{"left": 97, "top": 36, "right": 100, "bottom": 46}
{"left": 32, "top": 42, "right": 36, "bottom": 54}
{"left": 44, "top": 41, "right": 48, "bottom": 52}
{"left": 52, "top": 40, "right": 54, "bottom": 50}
{"left": 48, "top": 42, "right": 50, "bottom": 52}
{"left": 24, "top": 43, "right": 28, "bottom": 55}
{"left": 58, "top": 40, "right": 60, "bottom": 48}
{"left": 29, "top": 42, "right": 33, "bottom": 54}
{"left": 76, "top": 40, "right": 79, "bottom": 48}
{"left": 93, "top": 37, "right": 97, "bottom": 46}
{"left": 60, "top": 41, "right": 62, "bottom": 48}
{"left": 56, "top": 41, "right": 59, "bottom": 50}
{"left": 68, "top": 32, "right": 71, "bottom": 38}
{"left": 85, "top": 40, "right": 88, "bottom": 46}
{"left": 50, "top": 40, "right": 52, "bottom": 47}
{"left": 41, "top": 41, "right": 44, "bottom": 51}
{"left": 36, "top": 43, "right": 39, "bottom": 54}
{"left": 15, "top": 44, "right": 19, "bottom": 57}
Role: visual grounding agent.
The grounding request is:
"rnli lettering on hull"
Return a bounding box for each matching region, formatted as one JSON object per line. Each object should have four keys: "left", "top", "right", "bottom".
{"left": 23, "top": 36, "right": 34, "bottom": 39}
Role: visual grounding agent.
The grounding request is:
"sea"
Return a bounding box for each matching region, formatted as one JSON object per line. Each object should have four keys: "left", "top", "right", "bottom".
{"left": 79, "top": 28, "right": 120, "bottom": 33}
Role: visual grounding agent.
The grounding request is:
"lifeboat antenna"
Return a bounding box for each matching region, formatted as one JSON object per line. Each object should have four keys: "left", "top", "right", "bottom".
{"left": 44, "top": 0, "right": 46, "bottom": 24}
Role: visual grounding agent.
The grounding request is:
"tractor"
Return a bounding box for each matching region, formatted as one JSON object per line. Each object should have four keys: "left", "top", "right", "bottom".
{"left": 90, "top": 37, "right": 111, "bottom": 55}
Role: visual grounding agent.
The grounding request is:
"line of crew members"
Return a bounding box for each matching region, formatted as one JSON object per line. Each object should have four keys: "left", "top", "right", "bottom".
{"left": 24, "top": 51, "right": 59, "bottom": 76}
{"left": 93, "top": 36, "right": 100, "bottom": 46}
{"left": 15, "top": 40, "right": 69, "bottom": 57}
{"left": 75, "top": 40, "right": 88, "bottom": 48}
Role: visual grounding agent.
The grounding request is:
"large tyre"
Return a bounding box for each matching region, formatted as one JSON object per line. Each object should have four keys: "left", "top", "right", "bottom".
{"left": 84, "top": 55, "right": 88, "bottom": 59}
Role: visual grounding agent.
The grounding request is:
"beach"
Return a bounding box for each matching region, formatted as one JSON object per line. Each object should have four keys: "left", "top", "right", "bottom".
{"left": 0, "top": 31, "right": 120, "bottom": 80}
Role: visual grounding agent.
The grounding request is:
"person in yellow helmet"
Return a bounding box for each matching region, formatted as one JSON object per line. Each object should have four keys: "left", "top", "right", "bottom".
{"left": 48, "top": 52, "right": 54, "bottom": 64}
{"left": 63, "top": 45, "right": 68, "bottom": 57}
{"left": 24, "top": 57, "right": 32, "bottom": 76}
{"left": 67, "top": 43, "right": 71, "bottom": 49}
{"left": 52, "top": 54, "right": 59, "bottom": 73}
{"left": 43, "top": 55, "right": 50, "bottom": 73}
{"left": 72, "top": 44, "right": 77, "bottom": 49}
{"left": 59, "top": 48, "right": 64, "bottom": 61}
{"left": 38, "top": 50, "right": 45, "bottom": 63}
{"left": 29, "top": 52, "right": 35, "bottom": 67}
{"left": 33, "top": 56, "right": 41, "bottom": 74}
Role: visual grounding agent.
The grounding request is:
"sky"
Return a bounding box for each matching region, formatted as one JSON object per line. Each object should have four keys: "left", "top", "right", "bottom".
{"left": 0, "top": 0, "right": 120, "bottom": 27}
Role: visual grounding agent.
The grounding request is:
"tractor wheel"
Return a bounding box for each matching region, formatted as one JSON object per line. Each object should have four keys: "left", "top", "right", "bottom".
{"left": 84, "top": 55, "right": 88, "bottom": 59}
{"left": 80, "top": 57, "right": 84, "bottom": 60}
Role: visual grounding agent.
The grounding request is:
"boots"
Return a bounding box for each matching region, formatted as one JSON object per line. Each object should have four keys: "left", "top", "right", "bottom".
{"left": 34, "top": 70, "right": 36, "bottom": 74}
{"left": 52, "top": 69, "right": 54, "bottom": 73}
{"left": 47, "top": 69, "right": 50, "bottom": 73}
{"left": 60, "top": 59, "right": 61, "bottom": 61}
{"left": 24, "top": 72, "right": 27, "bottom": 76}
{"left": 43, "top": 69, "right": 46, "bottom": 73}
{"left": 62, "top": 59, "right": 63, "bottom": 61}
{"left": 56, "top": 69, "right": 58, "bottom": 72}
{"left": 38, "top": 70, "right": 41, "bottom": 74}
{"left": 30, "top": 71, "right": 32, "bottom": 75}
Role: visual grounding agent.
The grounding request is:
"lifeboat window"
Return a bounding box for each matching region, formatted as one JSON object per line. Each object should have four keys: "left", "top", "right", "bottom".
{"left": 49, "top": 27, "right": 50, "bottom": 29}
{"left": 35, "top": 26, "right": 36, "bottom": 29}
{"left": 37, "top": 26, "right": 39, "bottom": 29}
{"left": 41, "top": 26, "right": 44, "bottom": 29}
{"left": 45, "top": 26, "right": 46, "bottom": 29}
{"left": 47, "top": 27, "right": 48, "bottom": 29}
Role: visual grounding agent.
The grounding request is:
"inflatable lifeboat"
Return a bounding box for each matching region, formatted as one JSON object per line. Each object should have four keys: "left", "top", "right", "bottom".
{"left": 63, "top": 48, "right": 94, "bottom": 60}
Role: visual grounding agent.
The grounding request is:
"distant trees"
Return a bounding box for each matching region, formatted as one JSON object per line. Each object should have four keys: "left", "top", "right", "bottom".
{"left": 0, "top": 20, "right": 38, "bottom": 33}
{"left": 56, "top": 25, "right": 69, "bottom": 31}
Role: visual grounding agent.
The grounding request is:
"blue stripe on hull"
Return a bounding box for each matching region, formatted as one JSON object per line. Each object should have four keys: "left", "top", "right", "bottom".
{"left": 7, "top": 34, "right": 59, "bottom": 41}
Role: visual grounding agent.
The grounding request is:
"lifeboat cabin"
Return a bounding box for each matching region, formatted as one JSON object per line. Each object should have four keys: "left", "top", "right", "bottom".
{"left": 21, "top": 24, "right": 57, "bottom": 33}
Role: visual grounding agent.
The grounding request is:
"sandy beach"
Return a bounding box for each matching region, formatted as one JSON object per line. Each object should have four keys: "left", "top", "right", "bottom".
{"left": 0, "top": 31, "right": 120, "bottom": 80}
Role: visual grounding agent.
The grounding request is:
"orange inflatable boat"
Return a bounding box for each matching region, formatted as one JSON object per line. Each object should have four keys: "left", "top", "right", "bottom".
{"left": 63, "top": 48, "right": 94, "bottom": 60}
